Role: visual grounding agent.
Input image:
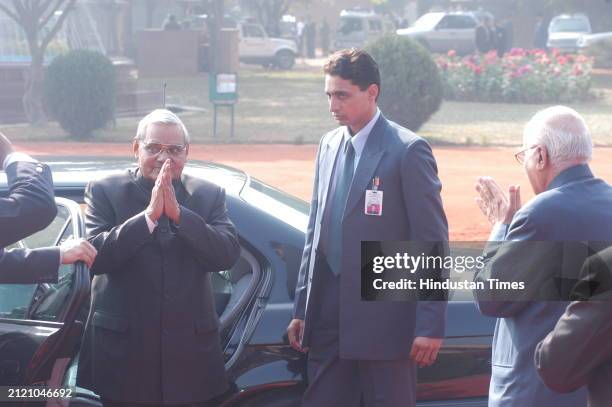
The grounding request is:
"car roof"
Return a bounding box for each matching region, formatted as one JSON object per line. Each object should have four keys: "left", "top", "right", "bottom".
{"left": 552, "top": 13, "right": 589, "bottom": 21}
{"left": 0, "top": 157, "right": 248, "bottom": 196}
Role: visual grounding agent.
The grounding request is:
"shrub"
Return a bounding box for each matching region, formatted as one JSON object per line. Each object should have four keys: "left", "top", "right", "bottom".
{"left": 366, "top": 35, "right": 443, "bottom": 132}
{"left": 44, "top": 50, "right": 115, "bottom": 138}
{"left": 436, "top": 48, "right": 593, "bottom": 103}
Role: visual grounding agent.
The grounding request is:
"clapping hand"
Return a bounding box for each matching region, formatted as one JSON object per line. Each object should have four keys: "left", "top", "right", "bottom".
{"left": 475, "top": 177, "right": 521, "bottom": 225}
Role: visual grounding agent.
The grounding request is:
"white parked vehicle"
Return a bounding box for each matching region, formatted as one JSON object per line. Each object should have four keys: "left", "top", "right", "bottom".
{"left": 547, "top": 14, "right": 592, "bottom": 53}
{"left": 239, "top": 22, "right": 298, "bottom": 70}
{"left": 396, "top": 11, "right": 480, "bottom": 55}
{"left": 190, "top": 15, "right": 298, "bottom": 70}
{"left": 334, "top": 9, "right": 392, "bottom": 50}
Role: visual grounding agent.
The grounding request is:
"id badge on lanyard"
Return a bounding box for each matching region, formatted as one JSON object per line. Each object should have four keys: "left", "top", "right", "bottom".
{"left": 364, "top": 176, "right": 383, "bottom": 216}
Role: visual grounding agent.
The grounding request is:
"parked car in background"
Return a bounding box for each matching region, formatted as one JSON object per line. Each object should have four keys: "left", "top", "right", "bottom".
{"left": 238, "top": 21, "right": 298, "bottom": 70}
{"left": 547, "top": 14, "right": 592, "bottom": 53}
{"left": 578, "top": 31, "right": 612, "bottom": 67}
{"left": 396, "top": 11, "right": 480, "bottom": 55}
{"left": 0, "top": 159, "right": 495, "bottom": 406}
{"left": 334, "top": 8, "right": 392, "bottom": 50}
{"left": 190, "top": 15, "right": 298, "bottom": 70}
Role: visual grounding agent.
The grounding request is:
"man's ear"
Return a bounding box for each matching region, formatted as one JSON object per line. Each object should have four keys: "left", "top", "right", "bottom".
{"left": 367, "top": 84, "right": 379, "bottom": 102}
{"left": 132, "top": 139, "right": 139, "bottom": 159}
{"left": 536, "top": 145, "right": 548, "bottom": 170}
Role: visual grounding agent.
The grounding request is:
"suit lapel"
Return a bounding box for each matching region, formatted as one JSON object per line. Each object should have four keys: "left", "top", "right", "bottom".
{"left": 343, "top": 116, "right": 387, "bottom": 219}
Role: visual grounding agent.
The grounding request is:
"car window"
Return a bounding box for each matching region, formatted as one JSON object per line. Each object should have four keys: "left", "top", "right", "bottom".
{"left": 412, "top": 12, "right": 443, "bottom": 30}
{"left": 0, "top": 203, "right": 78, "bottom": 322}
{"left": 457, "top": 15, "right": 477, "bottom": 29}
{"left": 244, "top": 24, "right": 265, "bottom": 38}
{"left": 369, "top": 19, "right": 382, "bottom": 32}
{"left": 438, "top": 15, "right": 477, "bottom": 30}
{"left": 337, "top": 17, "right": 363, "bottom": 35}
{"left": 436, "top": 16, "right": 451, "bottom": 29}
{"left": 549, "top": 17, "right": 591, "bottom": 33}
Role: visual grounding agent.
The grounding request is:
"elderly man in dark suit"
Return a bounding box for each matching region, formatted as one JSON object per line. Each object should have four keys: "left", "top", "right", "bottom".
{"left": 77, "top": 109, "right": 241, "bottom": 406}
{"left": 535, "top": 246, "right": 612, "bottom": 407}
{"left": 474, "top": 105, "right": 612, "bottom": 406}
{"left": 287, "top": 49, "right": 448, "bottom": 406}
{"left": 0, "top": 132, "right": 96, "bottom": 283}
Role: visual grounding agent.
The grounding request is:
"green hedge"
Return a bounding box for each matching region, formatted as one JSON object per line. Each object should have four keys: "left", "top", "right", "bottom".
{"left": 367, "top": 35, "right": 443, "bottom": 131}
{"left": 44, "top": 50, "right": 115, "bottom": 138}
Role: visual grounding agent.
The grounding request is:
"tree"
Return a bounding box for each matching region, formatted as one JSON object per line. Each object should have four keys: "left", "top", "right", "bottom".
{"left": 0, "top": 0, "right": 77, "bottom": 126}
{"left": 371, "top": 0, "right": 409, "bottom": 14}
{"left": 239, "top": 0, "right": 310, "bottom": 36}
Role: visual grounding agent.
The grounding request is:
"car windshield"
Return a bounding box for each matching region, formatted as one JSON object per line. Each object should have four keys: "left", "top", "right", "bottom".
{"left": 412, "top": 13, "right": 444, "bottom": 29}
{"left": 337, "top": 16, "right": 363, "bottom": 35}
{"left": 550, "top": 17, "right": 590, "bottom": 33}
{"left": 241, "top": 178, "right": 309, "bottom": 232}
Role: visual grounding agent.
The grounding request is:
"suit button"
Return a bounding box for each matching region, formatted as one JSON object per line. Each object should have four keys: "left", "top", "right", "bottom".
{"left": 164, "top": 294, "right": 171, "bottom": 301}
{"left": 162, "top": 329, "right": 169, "bottom": 336}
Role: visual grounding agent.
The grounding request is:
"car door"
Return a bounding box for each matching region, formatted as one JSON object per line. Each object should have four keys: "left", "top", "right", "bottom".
{"left": 0, "top": 197, "right": 90, "bottom": 392}
{"left": 240, "top": 24, "right": 270, "bottom": 60}
{"left": 432, "top": 15, "right": 477, "bottom": 54}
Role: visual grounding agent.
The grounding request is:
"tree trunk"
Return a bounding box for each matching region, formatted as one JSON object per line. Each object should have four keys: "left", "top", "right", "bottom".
{"left": 23, "top": 45, "right": 48, "bottom": 126}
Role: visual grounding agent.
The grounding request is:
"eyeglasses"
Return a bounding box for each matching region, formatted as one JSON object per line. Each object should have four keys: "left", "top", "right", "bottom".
{"left": 514, "top": 145, "right": 538, "bottom": 164}
{"left": 140, "top": 141, "right": 187, "bottom": 156}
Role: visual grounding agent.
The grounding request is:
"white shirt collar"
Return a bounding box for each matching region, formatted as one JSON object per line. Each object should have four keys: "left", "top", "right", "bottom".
{"left": 344, "top": 108, "right": 380, "bottom": 158}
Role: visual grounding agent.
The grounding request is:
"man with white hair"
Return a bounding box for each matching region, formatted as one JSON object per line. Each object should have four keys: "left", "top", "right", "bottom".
{"left": 77, "top": 109, "right": 241, "bottom": 406}
{"left": 473, "top": 105, "right": 612, "bottom": 406}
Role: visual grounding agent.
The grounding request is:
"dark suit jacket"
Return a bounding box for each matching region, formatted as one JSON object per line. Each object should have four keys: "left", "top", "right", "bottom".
{"left": 535, "top": 247, "right": 612, "bottom": 407}
{"left": 77, "top": 169, "right": 240, "bottom": 404}
{"left": 294, "top": 114, "right": 448, "bottom": 361}
{"left": 0, "top": 160, "right": 59, "bottom": 283}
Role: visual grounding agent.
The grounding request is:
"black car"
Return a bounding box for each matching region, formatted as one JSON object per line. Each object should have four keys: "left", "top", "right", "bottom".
{"left": 0, "top": 159, "right": 495, "bottom": 406}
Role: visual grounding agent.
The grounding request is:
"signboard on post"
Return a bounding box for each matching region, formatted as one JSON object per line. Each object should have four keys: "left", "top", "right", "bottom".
{"left": 209, "top": 73, "right": 237, "bottom": 103}
{"left": 209, "top": 72, "right": 237, "bottom": 138}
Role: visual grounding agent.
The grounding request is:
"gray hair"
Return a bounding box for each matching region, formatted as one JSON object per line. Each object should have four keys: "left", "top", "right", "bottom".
{"left": 523, "top": 105, "right": 592, "bottom": 169}
{"left": 135, "top": 109, "right": 190, "bottom": 144}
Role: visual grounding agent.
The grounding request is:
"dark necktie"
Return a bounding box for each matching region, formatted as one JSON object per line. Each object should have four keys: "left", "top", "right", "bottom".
{"left": 326, "top": 139, "right": 355, "bottom": 275}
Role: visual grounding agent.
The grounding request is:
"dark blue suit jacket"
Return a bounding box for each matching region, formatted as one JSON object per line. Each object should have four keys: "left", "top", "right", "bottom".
{"left": 475, "top": 164, "right": 612, "bottom": 406}
{"left": 0, "top": 160, "right": 59, "bottom": 283}
{"left": 294, "top": 114, "right": 449, "bottom": 360}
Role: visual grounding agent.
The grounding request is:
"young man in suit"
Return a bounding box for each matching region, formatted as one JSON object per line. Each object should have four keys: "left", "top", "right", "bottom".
{"left": 0, "top": 132, "right": 96, "bottom": 283}
{"left": 77, "top": 109, "right": 240, "bottom": 406}
{"left": 474, "top": 105, "right": 612, "bottom": 406}
{"left": 287, "top": 49, "right": 448, "bottom": 406}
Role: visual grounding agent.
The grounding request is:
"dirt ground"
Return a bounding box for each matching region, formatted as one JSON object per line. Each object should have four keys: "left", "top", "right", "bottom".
{"left": 15, "top": 142, "right": 612, "bottom": 241}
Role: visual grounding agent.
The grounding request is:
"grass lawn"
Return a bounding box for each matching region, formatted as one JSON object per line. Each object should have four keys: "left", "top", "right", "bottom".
{"left": 1, "top": 65, "right": 611, "bottom": 146}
